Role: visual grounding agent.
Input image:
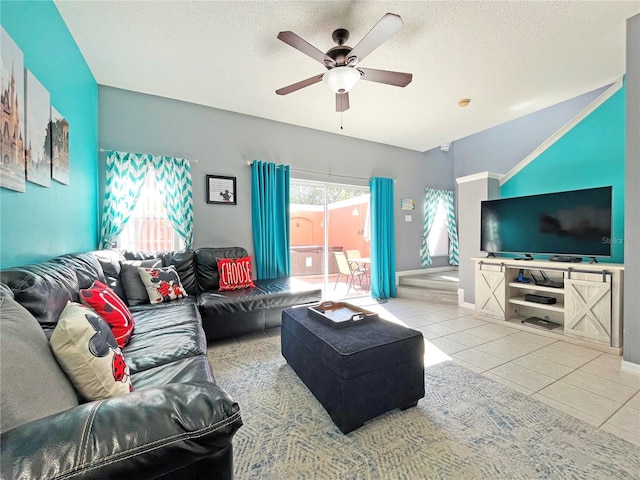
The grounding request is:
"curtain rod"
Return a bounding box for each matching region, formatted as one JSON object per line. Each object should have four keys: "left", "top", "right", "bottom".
{"left": 246, "top": 161, "right": 393, "bottom": 182}
{"left": 99, "top": 148, "right": 198, "bottom": 163}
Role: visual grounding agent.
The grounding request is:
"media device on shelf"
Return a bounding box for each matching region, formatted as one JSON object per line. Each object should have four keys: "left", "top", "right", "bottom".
{"left": 480, "top": 186, "right": 612, "bottom": 259}
{"left": 530, "top": 271, "right": 564, "bottom": 288}
{"left": 549, "top": 255, "right": 584, "bottom": 263}
{"left": 515, "top": 269, "right": 531, "bottom": 283}
{"left": 521, "top": 317, "right": 558, "bottom": 330}
{"left": 524, "top": 294, "right": 557, "bottom": 305}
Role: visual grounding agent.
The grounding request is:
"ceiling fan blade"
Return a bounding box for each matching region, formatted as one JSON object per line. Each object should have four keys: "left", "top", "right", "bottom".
{"left": 336, "top": 92, "right": 350, "bottom": 112}
{"left": 358, "top": 68, "right": 412, "bottom": 87}
{"left": 347, "top": 13, "right": 403, "bottom": 65}
{"left": 276, "top": 74, "right": 324, "bottom": 95}
{"left": 277, "top": 31, "right": 335, "bottom": 66}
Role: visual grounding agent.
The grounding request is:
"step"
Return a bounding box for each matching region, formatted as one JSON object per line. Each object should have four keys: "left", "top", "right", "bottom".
{"left": 399, "top": 276, "right": 458, "bottom": 291}
{"left": 395, "top": 285, "right": 458, "bottom": 304}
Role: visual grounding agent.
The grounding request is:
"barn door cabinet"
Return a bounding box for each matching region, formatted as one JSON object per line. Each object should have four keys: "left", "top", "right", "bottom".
{"left": 473, "top": 258, "right": 624, "bottom": 354}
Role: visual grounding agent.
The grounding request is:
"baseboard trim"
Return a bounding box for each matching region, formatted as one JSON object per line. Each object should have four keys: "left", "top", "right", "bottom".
{"left": 621, "top": 360, "right": 640, "bottom": 377}
{"left": 395, "top": 267, "right": 458, "bottom": 285}
{"left": 458, "top": 289, "right": 474, "bottom": 309}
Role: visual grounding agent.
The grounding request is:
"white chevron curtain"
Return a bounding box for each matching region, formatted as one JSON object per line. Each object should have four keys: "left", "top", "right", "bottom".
{"left": 99, "top": 150, "right": 193, "bottom": 249}
{"left": 99, "top": 151, "right": 149, "bottom": 249}
{"left": 420, "top": 189, "right": 460, "bottom": 267}
{"left": 151, "top": 156, "right": 194, "bottom": 248}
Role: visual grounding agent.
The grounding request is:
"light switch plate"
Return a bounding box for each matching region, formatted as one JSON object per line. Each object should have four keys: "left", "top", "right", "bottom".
{"left": 405, "top": 215, "right": 412, "bottom": 222}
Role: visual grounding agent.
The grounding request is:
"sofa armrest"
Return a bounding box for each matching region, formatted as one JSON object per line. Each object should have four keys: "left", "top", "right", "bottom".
{"left": 1, "top": 382, "right": 242, "bottom": 480}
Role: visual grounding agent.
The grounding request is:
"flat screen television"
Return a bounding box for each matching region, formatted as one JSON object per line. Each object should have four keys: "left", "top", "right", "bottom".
{"left": 480, "top": 186, "right": 612, "bottom": 258}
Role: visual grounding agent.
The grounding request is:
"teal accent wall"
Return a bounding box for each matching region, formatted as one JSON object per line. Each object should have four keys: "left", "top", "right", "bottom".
{"left": 0, "top": 1, "right": 98, "bottom": 268}
{"left": 500, "top": 85, "right": 626, "bottom": 263}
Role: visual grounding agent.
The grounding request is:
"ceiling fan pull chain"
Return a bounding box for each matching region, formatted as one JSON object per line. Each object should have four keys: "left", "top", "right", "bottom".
{"left": 340, "top": 111, "right": 344, "bottom": 130}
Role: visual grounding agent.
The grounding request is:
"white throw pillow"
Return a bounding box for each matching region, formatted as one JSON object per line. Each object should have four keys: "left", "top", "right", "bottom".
{"left": 50, "top": 302, "right": 133, "bottom": 401}
{"left": 137, "top": 265, "right": 188, "bottom": 304}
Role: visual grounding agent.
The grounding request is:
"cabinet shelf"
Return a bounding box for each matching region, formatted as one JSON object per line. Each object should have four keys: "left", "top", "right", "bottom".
{"left": 508, "top": 282, "right": 565, "bottom": 295}
{"left": 506, "top": 317, "right": 564, "bottom": 334}
{"left": 509, "top": 297, "right": 564, "bottom": 313}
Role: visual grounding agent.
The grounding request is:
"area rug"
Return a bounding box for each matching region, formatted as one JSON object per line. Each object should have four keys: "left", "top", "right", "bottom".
{"left": 208, "top": 336, "right": 639, "bottom": 480}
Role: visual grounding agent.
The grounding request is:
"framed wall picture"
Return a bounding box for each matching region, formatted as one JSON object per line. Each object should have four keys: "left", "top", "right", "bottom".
{"left": 206, "top": 174, "right": 236, "bottom": 205}
{"left": 401, "top": 198, "right": 415, "bottom": 210}
{"left": 50, "top": 105, "right": 69, "bottom": 185}
{"left": 1, "top": 27, "right": 26, "bottom": 192}
{"left": 25, "top": 69, "right": 51, "bottom": 187}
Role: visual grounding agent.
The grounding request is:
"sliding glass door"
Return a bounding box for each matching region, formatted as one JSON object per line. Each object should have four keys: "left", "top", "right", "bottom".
{"left": 290, "top": 180, "right": 370, "bottom": 300}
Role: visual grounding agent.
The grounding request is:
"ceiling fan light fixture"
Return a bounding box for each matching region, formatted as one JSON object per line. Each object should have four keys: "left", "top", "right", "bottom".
{"left": 323, "top": 66, "right": 361, "bottom": 94}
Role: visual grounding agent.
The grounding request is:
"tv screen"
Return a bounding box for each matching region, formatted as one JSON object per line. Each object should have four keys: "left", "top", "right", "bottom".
{"left": 480, "top": 186, "right": 612, "bottom": 257}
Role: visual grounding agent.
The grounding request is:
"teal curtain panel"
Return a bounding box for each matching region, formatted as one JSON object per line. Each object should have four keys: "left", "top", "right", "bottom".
{"left": 369, "top": 177, "right": 396, "bottom": 299}
{"left": 251, "top": 160, "right": 290, "bottom": 279}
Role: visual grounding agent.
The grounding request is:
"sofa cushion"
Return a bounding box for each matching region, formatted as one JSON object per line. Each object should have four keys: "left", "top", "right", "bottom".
{"left": 123, "top": 249, "right": 197, "bottom": 295}
{"left": 131, "top": 355, "right": 215, "bottom": 390}
{"left": 90, "top": 249, "right": 127, "bottom": 298}
{"left": 121, "top": 258, "right": 162, "bottom": 306}
{"left": 80, "top": 280, "right": 134, "bottom": 347}
{"left": 0, "top": 253, "right": 106, "bottom": 336}
{"left": 129, "top": 297, "right": 199, "bottom": 333}
{"left": 0, "top": 296, "right": 79, "bottom": 434}
{"left": 123, "top": 321, "right": 207, "bottom": 373}
{"left": 195, "top": 247, "right": 248, "bottom": 291}
{"left": 138, "top": 265, "right": 188, "bottom": 303}
{"left": 50, "top": 302, "right": 133, "bottom": 401}
{"left": 123, "top": 303, "right": 206, "bottom": 374}
{"left": 217, "top": 256, "right": 255, "bottom": 291}
{"left": 199, "top": 277, "right": 322, "bottom": 316}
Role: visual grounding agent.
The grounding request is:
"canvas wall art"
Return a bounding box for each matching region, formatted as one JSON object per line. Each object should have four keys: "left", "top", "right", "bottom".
{"left": 0, "top": 27, "right": 26, "bottom": 192}
{"left": 25, "top": 69, "right": 51, "bottom": 187}
{"left": 51, "top": 105, "right": 69, "bottom": 185}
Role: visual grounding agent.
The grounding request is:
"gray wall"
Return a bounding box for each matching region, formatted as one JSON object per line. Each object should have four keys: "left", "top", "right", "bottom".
{"left": 416, "top": 147, "right": 458, "bottom": 269}
{"left": 452, "top": 86, "right": 608, "bottom": 181}
{"left": 98, "top": 86, "right": 453, "bottom": 273}
{"left": 456, "top": 175, "right": 501, "bottom": 304}
{"left": 624, "top": 14, "right": 639, "bottom": 365}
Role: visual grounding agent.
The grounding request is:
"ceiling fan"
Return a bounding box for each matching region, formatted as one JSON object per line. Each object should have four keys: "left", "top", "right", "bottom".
{"left": 275, "top": 13, "right": 413, "bottom": 112}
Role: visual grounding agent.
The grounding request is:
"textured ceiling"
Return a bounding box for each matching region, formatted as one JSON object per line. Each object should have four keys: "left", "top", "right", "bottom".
{"left": 54, "top": 1, "right": 639, "bottom": 152}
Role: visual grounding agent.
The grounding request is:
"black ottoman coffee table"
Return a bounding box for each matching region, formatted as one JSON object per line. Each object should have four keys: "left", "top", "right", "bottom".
{"left": 281, "top": 305, "right": 425, "bottom": 433}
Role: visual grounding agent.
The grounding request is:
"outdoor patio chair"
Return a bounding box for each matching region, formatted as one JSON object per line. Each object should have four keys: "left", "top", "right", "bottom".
{"left": 333, "top": 251, "right": 367, "bottom": 294}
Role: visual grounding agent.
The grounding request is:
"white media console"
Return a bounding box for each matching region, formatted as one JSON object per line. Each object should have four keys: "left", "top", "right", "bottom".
{"left": 473, "top": 257, "right": 624, "bottom": 354}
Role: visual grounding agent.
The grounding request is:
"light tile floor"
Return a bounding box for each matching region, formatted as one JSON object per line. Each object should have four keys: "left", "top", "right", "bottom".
{"left": 222, "top": 297, "right": 640, "bottom": 447}
{"left": 369, "top": 297, "right": 640, "bottom": 447}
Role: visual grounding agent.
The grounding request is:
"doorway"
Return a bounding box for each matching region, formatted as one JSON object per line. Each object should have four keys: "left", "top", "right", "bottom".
{"left": 290, "top": 180, "right": 370, "bottom": 300}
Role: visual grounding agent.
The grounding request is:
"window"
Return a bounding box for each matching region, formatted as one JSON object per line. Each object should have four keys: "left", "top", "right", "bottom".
{"left": 289, "top": 179, "right": 370, "bottom": 299}
{"left": 426, "top": 202, "right": 449, "bottom": 257}
{"left": 117, "top": 170, "right": 184, "bottom": 251}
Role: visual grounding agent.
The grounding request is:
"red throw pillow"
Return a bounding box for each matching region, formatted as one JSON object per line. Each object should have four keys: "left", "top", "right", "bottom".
{"left": 217, "top": 256, "right": 255, "bottom": 291}
{"left": 80, "top": 280, "right": 134, "bottom": 348}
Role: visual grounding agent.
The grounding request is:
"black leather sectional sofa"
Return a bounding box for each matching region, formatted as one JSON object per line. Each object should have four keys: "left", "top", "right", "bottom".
{"left": 0, "top": 247, "right": 321, "bottom": 479}
{"left": 93, "top": 246, "right": 322, "bottom": 341}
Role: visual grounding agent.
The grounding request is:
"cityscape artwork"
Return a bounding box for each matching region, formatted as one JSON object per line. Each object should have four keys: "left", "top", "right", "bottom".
{"left": 51, "top": 105, "right": 69, "bottom": 185}
{"left": 25, "top": 69, "right": 51, "bottom": 187}
{"left": 0, "top": 27, "right": 26, "bottom": 192}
